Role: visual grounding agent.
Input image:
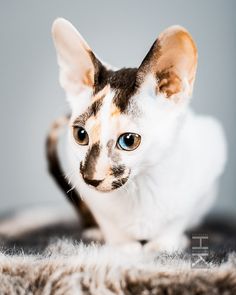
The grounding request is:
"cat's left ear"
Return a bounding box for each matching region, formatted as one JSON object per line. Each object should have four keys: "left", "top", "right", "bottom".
{"left": 52, "top": 18, "right": 99, "bottom": 95}
{"left": 137, "top": 26, "right": 198, "bottom": 102}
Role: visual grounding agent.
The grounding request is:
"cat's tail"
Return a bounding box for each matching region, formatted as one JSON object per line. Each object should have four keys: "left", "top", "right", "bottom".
{"left": 46, "top": 115, "right": 97, "bottom": 228}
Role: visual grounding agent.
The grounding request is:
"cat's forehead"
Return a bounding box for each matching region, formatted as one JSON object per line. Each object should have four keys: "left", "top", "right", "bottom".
{"left": 92, "top": 60, "right": 139, "bottom": 114}
{"left": 72, "top": 66, "right": 142, "bottom": 129}
{"left": 74, "top": 83, "right": 137, "bottom": 128}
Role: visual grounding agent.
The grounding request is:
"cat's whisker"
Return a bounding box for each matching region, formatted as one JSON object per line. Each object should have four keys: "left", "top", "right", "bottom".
{"left": 67, "top": 184, "right": 76, "bottom": 194}
{"left": 65, "top": 167, "right": 78, "bottom": 184}
{"left": 65, "top": 168, "right": 76, "bottom": 179}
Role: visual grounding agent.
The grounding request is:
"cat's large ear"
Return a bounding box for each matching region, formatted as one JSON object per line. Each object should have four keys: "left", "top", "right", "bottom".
{"left": 138, "top": 26, "right": 197, "bottom": 102}
{"left": 52, "top": 18, "right": 98, "bottom": 95}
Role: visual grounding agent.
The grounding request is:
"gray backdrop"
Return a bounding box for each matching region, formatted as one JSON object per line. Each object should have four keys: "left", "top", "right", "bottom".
{"left": 0, "top": 0, "right": 235, "bottom": 215}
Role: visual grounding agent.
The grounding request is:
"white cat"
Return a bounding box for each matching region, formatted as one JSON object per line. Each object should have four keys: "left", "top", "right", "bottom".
{"left": 49, "top": 18, "right": 227, "bottom": 252}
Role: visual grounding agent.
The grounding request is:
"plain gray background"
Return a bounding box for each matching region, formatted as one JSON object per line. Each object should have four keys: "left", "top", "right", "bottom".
{"left": 0, "top": 0, "right": 235, "bottom": 215}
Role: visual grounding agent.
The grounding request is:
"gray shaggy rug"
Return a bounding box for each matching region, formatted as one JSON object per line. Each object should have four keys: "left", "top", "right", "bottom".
{"left": 0, "top": 208, "right": 235, "bottom": 295}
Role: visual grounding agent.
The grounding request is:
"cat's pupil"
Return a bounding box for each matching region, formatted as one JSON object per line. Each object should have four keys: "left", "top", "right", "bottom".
{"left": 78, "top": 128, "right": 86, "bottom": 141}
{"left": 124, "top": 134, "right": 134, "bottom": 147}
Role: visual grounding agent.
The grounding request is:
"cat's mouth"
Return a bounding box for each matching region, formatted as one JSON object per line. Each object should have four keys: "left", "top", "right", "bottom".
{"left": 81, "top": 174, "right": 130, "bottom": 192}
{"left": 80, "top": 163, "right": 131, "bottom": 192}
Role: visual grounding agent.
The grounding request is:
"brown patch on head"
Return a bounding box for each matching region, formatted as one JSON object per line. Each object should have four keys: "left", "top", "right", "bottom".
{"left": 90, "top": 98, "right": 103, "bottom": 117}
{"left": 80, "top": 142, "right": 100, "bottom": 180}
{"left": 88, "top": 51, "right": 139, "bottom": 113}
{"left": 110, "top": 68, "right": 139, "bottom": 113}
{"left": 138, "top": 26, "right": 198, "bottom": 99}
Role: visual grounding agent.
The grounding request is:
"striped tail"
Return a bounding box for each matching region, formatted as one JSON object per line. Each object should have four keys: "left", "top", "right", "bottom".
{"left": 46, "top": 115, "right": 97, "bottom": 228}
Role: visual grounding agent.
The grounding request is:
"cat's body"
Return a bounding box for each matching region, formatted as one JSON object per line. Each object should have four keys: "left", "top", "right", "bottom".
{"left": 50, "top": 19, "right": 227, "bottom": 251}
{"left": 66, "top": 105, "right": 225, "bottom": 251}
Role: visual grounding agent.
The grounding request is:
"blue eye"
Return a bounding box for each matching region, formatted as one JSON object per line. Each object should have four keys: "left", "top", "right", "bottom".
{"left": 117, "top": 133, "right": 141, "bottom": 151}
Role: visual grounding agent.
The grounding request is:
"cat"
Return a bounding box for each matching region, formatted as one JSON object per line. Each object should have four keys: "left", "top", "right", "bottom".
{"left": 48, "top": 18, "right": 227, "bottom": 252}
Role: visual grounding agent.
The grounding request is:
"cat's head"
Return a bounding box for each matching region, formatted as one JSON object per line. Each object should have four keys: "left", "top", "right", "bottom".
{"left": 52, "top": 18, "right": 197, "bottom": 192}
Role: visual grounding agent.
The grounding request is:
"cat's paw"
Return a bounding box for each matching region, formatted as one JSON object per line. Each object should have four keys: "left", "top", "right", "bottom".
{"left": 82, "top": 227, "right": 104, "bottom": 243}
{"left": 113, "top": 241, "right": 142, "bottom": 254}
{"left": 107, "top": 241, "right": 143, "bottom": 255}
{"left": 143, "top": 235, "right": 188, "bottom": 254}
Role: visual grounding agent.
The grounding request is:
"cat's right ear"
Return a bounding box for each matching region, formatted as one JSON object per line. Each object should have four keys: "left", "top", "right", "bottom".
{"left": 52, "top": 18, "right": 97, "bottom": 95}
{"left": 137, "top": 26, "right": 197, "bottom": 103}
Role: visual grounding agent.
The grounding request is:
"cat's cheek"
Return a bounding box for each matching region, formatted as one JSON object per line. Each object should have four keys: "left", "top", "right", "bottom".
{"left": 120, "top": 157, "right": 139, "bottom": 178}
{"left": 69, "top": 134, "right": 88, "bottom": 159}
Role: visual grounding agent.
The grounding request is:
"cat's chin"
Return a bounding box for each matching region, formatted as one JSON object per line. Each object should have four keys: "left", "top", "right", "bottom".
{"left": 88, "top": 185, "right": 122, "bottom": 194}
{"left": 85, "top": 179, "right": 129, "bottom": 193}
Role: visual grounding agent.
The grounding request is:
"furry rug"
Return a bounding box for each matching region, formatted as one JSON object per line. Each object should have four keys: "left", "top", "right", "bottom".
{"left": 0, "top": 208, "right": 236, "bottom": 295}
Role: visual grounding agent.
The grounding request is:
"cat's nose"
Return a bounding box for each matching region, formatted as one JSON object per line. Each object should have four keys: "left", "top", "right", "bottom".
{"left": 83, "top": 177, "right": 103, "bottom": 187}
{"left": 138, "top": 239, "right": 148, "bottom": 246}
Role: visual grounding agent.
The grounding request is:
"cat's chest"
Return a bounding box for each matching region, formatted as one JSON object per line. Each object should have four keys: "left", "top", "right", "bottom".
{"left": 78, "top": 174, "right": 179, "bottom": 239}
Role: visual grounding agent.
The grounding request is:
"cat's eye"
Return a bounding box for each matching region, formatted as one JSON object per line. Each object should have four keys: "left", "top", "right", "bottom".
{"left": 117, "top": 133, "right": 141, "bottom": 151}
{"left": 73, "top": 126, "right": 89, "bottom": 145}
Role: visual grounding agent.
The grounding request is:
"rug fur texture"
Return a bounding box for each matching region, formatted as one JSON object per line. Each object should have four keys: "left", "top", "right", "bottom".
{"left": 0, "top": 208, "right": 235, "bottom": 295}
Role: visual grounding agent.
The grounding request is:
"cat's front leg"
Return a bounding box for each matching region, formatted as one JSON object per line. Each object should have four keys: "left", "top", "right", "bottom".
{"left": 82, "top": 226, "right": 142, "bottom": 253}
{"left": 96, "top": 221, "right": 143, "bottom": 253}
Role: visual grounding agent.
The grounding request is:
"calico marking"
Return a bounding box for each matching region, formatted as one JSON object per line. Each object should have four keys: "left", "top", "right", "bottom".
{"left": 46, "top": 115, "right": 97, "bottom": 228}
{"left": 111, "top": 177, "right": 129, "bottom": 190}
{"left": 90, "top": 52, "right": 139, "bottom": 113}
{"left": 73, "top": 96, "right": 104, "bottom": 126}
{"left": 80, "top": 142, "right": 101, "bottom": 180}
{"left": 111, "top": 165, "right": 125, "bottom": 177}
